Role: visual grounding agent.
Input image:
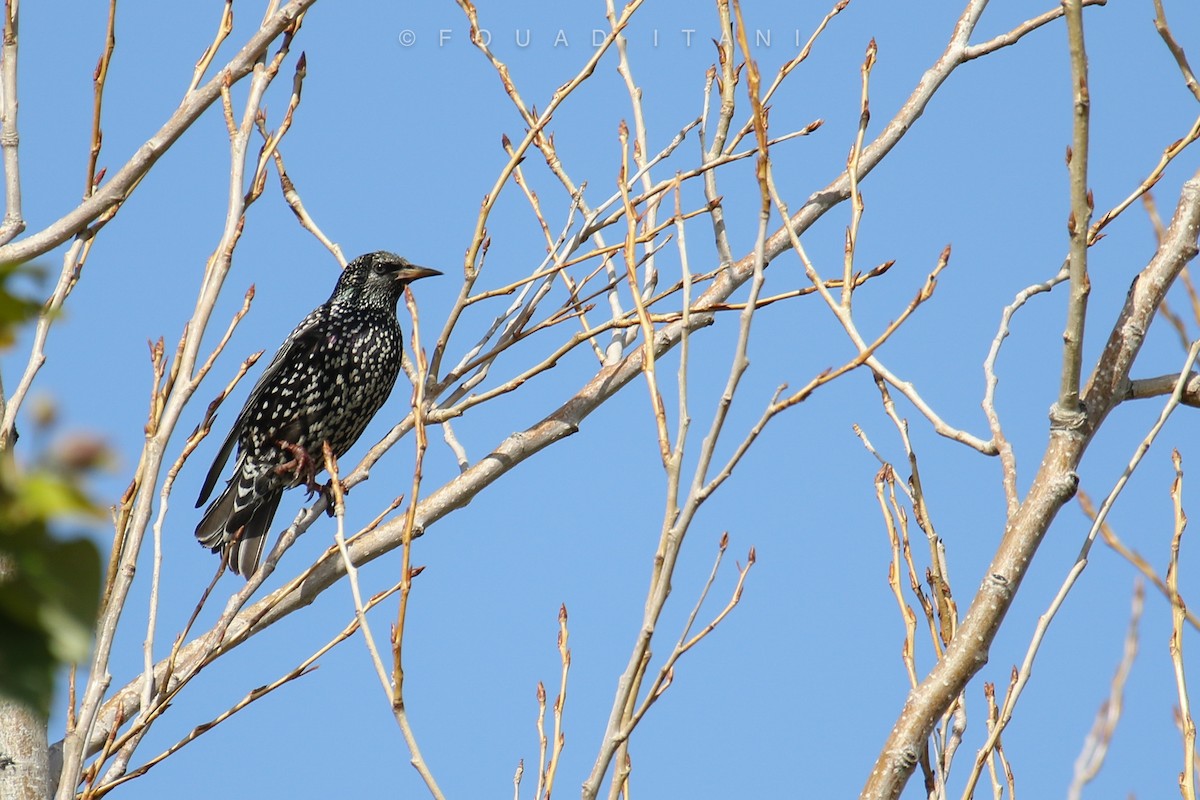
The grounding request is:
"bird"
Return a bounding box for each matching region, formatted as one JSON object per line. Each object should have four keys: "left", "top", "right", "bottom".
{"left": 194, "top": 251, "right": 441, "bottom": 577}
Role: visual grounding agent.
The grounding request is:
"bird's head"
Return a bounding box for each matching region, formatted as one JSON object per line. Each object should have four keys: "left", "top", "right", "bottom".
{"left": 331, "top": 251, "right": 441, "bottom": 310}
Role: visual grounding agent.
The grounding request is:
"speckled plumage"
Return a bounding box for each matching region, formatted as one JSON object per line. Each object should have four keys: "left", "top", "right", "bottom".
{"left": 195, "top": 251, "right": 440, "bottom": 577}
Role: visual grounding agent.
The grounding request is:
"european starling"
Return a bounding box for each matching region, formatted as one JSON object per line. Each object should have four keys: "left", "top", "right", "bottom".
{"left": 194, "top": 251, "right": 440, "bottom": 577}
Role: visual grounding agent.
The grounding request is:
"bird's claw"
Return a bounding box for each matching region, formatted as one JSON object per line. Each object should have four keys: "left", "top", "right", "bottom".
{"left": 274, "top": 440, "right": 349, "bottom": 514}
{"left": 316, "top": 479, "right": 351, "bottom": 516}
{"left": 275, "top": 440, "right": 320, "bottom": 491}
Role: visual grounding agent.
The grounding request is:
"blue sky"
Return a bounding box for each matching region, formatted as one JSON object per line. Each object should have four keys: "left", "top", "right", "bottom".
{"left": 7, "top": 1, "right": 1200, "bottom": 798}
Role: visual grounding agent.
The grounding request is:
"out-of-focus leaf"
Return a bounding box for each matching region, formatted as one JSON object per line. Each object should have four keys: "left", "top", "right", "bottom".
{"left": 0, "top": 527, "right": 101, "bottom": 716}
{"left": 0, "top": 271, "right": 102, "bottom": 714}
{"left": 17, "top": 472, "right": 105, "bottom": 521}
{"left": 0, "top": 261, "right": 45, "bottom": 349}
{"left": 0, "top": 295, "right": 41, "bottom": 347}
{"left": 0, "top": 448, "right": 103, "bottom": 717}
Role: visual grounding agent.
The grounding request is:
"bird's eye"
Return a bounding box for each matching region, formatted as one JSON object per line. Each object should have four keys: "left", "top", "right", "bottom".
{"left": 372, "top": 261, "right": 387, "bottom": 275}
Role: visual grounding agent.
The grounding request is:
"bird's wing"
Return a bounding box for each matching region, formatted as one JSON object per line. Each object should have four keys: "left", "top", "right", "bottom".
{"left": 195, "top": 304, "right": 331, "bottom": 506}
{"left": 195, "top": 418, "right": 241, "bottom": 507}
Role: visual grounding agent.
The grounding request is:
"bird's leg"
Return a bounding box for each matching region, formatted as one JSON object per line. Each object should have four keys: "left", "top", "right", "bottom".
{"left": 274, "top": 440, "right": 322, "bottom": 494}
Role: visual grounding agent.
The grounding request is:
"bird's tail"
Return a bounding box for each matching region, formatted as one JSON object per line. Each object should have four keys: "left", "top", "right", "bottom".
{"left": 195, "top": 461, "right": 284, "bottom": 577}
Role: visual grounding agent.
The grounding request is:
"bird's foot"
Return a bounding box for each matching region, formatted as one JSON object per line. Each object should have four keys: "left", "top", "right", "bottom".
{"left": 318, "top": 479, "right": 351, "bottom": 516}
{"left": 274, "top": 440, "right": 320, "bottom": 491}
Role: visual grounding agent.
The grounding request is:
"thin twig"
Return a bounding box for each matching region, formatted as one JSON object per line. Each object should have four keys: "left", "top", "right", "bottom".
{"left": 629, "top": 535, "right": 754, "bottom": 730}
{"left": 1056, "top": 0, "right": 1092, "bottom": 418}
{"left": 57, "top": 22, "right": 305, "bottom": 795}
{"left": 0, "top": 0, "right": 23, "bottom": 245}
{"left": 86, "top": 568, "right": 413, "bottom": 797}
{"left": 188, "top": 0, "right": 234, "bottom": 95}
{"left": 983, "top": 266, "right": 1070, "bottom": 515}
{"left": 390, "top": 288, "right": 443, "bottom": 798}
{"left": 1169, "top": 450, "right": 1197, "bottom": 800}
{"left": 0, "top": 1, "right": 314, "bottom": 267}
{"left": 1079, "top": 491, "right": 1200, "bottom": 631}
{"left": 84, "top": 0, "right": 117, "bottom": 199}
{"left": 325, "top": 443, "right": 393, "bottom": 695}
{"left": 1154, "top": 0, "right": 1200, "bottom": 103}
{"left": 541, "top": 605, "right": 570, "bottom": 800}
{"left": 1067, "top": 580, "right": 1142, "bottom": 800}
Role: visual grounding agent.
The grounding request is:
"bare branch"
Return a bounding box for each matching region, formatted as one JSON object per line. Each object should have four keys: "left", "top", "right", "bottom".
{"left": 1055, "top": 0, "right": 1092, "bottom": 419}
{"left": 0, "top": 0, "right": 314, "bottom": 267}
{"left": 1169, "top": 450, "right": 1197, "bottom": 800}
{"left": 983, "top": 266, "right": 1070, "bottom": 516}
{"left": 83, "top": 0, "right": 117, "bottom": 200}
{"left": 960, "top": 340, "right": 1200, "bottom": 799}
{"left": 1126, "top": 370, "right": 1200, "bottom": 406}
{"left": 188, "top": 0, "right": 234, "bottom": 94}
{"left": 1, "top": 239, "right": 89, "bottom": 449}
{"left": 54, "top": 20, "right": 307, "bottom": 795}
{"left": 0, "top": 0, "right": 23, "bottom": 246}
{"left": 864, "top": 162, "right": 1200, "bottom": 799}
{"left": 79, "top": 1, "right": 1135, "bottom": 774}
{"left": 388, "top": 288, "right": 442, "bottom": 798}
{"left": 962, "top": 0, "right": 1106, "bottom": 61}
{"left": 1154, "top": 0, "right": 1200, "bottom": 103}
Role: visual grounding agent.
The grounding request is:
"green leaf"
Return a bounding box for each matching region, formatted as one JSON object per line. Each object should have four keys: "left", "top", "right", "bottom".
{"left": 16, "top": 472, "right": 105, "bottom": 521}
{"left": 0, "top": 523, "right": 101, "bottom": 717}
{"left": 0, "top": 260, "right": 45, "bottom": 349}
